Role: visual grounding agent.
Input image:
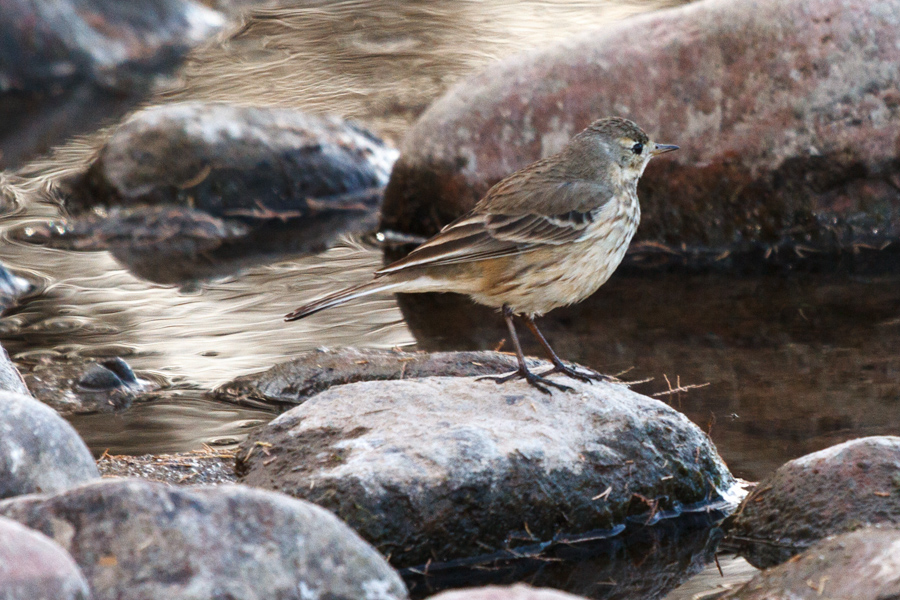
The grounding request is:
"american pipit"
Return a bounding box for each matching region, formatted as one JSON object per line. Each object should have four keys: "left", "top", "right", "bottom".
{"left": 286, "top": 117, "right": 678, "bottom": 393}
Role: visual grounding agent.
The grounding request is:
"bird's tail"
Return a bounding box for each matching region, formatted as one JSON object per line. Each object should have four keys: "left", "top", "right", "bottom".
{"left": 284, "top": 279, "right": 405, "bottom": 321}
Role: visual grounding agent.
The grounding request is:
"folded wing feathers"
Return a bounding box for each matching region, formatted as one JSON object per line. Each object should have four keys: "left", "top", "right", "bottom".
{"left": 376, "top": 181, "right": 611, "bottom": 276}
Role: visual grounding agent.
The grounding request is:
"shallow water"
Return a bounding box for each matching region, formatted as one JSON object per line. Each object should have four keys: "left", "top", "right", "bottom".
{"left": 2, "top": 0, "right": 898, "bottom": 597}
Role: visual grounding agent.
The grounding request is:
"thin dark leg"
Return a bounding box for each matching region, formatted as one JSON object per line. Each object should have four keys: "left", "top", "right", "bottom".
{"left": 479, "top": 305, "right": 573, "bottom": 394}
{"left": 522, "top": 315, "right": 613, "bottom": 383}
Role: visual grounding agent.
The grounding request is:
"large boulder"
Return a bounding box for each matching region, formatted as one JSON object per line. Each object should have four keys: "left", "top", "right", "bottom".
{"left": 0, "top": 0, "right": 224, "bottom": 169}
{"left": 236, "top": 376, "right": 737, "bottom": 567}
{"left": 727, "top": 436, "right": 900, "bottom": 568}
{"left": 722, "top": 525, "right": 900, "bottom": 600}
{"left": 0, "top": 516, "right": 90, "bottom": 600}
{"left": 0, "top": 391, "right": 99, "bottom": 499}
{"left": 0, "top": 479, "right": 407, "bottom": 600}
{"left": 381, "top": 0, "right": 900, "bottom": 267}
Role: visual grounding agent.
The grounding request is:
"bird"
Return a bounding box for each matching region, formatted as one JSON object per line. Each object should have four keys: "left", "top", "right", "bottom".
{"left": 285, "top": 117, "right": 678, "bottom": 393}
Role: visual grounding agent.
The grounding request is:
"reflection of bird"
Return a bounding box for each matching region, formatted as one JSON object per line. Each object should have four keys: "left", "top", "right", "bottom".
{"left": 286, "top": 117, "right": 678, "bottom": 393}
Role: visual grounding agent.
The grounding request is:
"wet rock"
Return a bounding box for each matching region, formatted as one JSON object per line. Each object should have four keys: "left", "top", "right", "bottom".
{"left": 67, "top": 102, "right": 397, "bottom": 213}
{"left": 0, "top": 516, "right": 91, "bottom": 600}
{"left": 0, "top": 344, "right": 29, "bottom": 396}
{"left": 236, "top": 376, "right": 737, "bottom": 568}
{"left": 0, "top": 262, "right": 33, "bottom": 313}
{"left": 0, "top": 391, "right": 99, "bottom": 499}
{"left": 45, "top": 102, "right": 397, "bottom": 283}
{"left": 214, "top": 347, "right": 545, "bottom": 409}
{"left": 427, "top": 585, "right": 587, "bottom": 600}
{"left": 0, "top": 0, "right": 225, "bottom": 169}
{"left": 727, "top": 436, "right": 900, "bottom": 568}
{"left": 722, "top": 525, "right": 900, "bottom": 600}
{"left": 0, "top": 479, "right": 408, "bottom": 600}
{"left": 16, "top": 353, "right": 155, "bottom": 414}
{"left": 381, "top": 0, "right": 900, "bottom": 268}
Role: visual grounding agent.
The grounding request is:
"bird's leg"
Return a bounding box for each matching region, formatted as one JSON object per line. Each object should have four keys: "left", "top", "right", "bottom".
{"left": 522, "top": 315, "right": 612, "bottom": 383}
{"left": 479, "top": 305, "right": 573, "bottom": 394}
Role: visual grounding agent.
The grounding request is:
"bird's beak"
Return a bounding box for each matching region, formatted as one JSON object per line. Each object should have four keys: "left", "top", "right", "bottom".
{"left": 651, "top": 143, "right": 679, "bottom": 156}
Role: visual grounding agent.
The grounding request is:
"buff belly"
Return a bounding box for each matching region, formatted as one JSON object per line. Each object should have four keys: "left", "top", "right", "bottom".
{"left": 469, "top": 226, "right": 636, "bottom": 316}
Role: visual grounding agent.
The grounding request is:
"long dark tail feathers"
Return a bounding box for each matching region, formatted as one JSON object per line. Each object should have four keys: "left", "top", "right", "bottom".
{"left": 284, "top": 280, "right": 403, "bottom": 321}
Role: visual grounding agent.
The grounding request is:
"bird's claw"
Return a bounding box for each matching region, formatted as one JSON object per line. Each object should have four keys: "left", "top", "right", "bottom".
{"left": 479, "top": 368, "right": 574, "bottom": 394}
{"left": 540, "top": 363, "right": 614, "bottom": 384}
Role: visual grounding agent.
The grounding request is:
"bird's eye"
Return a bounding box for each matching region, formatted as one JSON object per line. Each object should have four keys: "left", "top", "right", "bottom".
{"left": 631, "top": 142, "right": 643, "bottom": 155}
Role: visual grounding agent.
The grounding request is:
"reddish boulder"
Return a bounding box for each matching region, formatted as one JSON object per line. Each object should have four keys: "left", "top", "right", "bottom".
{"left": 727, "top": 436, "right": 900, "bottom": 568}
{"left": 0, "top": 516, "right": 90, "bottom": 600}
{"left": 382, "top": 0, "right": 900, "bottom": 261}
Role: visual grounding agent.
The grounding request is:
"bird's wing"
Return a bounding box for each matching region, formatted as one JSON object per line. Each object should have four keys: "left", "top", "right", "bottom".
{"left": 376, "top": 180, "right": 614, "bottom": 276}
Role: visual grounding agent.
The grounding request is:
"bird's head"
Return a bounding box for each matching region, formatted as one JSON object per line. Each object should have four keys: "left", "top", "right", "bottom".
{"left": 579, "top": 117, "right": 678, "bottom": 183}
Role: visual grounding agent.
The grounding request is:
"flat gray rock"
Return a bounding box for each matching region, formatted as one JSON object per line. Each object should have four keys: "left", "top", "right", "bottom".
{"left": 722, "top": 525, "right": 900, "bottom": 600}
{"left": 236, "top": 376, "right": 737, "bottom": 567}
{"left": 214, "top": 347, "right": 543, "bottom": 408}
{"left": 0, "top": 516, "right": 90, "bottom": 600}
{"left": 0, "top": 479, "right": 407, "bottom": 600}
{"left": 728, "top": 436, "right": 900, "bottom": 568}
{"left": 0, "top": 392, "right": 99, "bottom": 499}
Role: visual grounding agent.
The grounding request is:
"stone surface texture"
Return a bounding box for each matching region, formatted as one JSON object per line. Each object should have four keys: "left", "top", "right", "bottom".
{"left": 236, "top": 376, "right": 736, "bottom": 567}
{"left": 722, "top": 526, "right": 900, "bottom": 600}
{"left": 0, "top": 479, "right": 407, "bottom": 600}
{"left": 0, "top": 516, "right": 90, "bottom": 600}
{"left": 427, "top": 584, "right": 588, "bottom": 600}
{"left": 214, "top": 347, "right": 547, "bottom": 408}
{"left": 0, "top": 391, "right": 99, "bottom": 500}
{"left": 381, "top": 0, "right": 900, "bottom": 259}
{"left": 728, "top": 436, "right": 900, "bottom": 568}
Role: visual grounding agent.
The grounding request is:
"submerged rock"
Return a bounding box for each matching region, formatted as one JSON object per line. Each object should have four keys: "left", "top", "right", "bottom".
{"left": 17, "top": 354, "right": 154, "bottom": 414}
{"left": 0, "top": 0, "right": 224, "bottom": 169}
{"left": 236, "top": 376, "right": 737, "bottom": 567}
{"left": 722, "top": 526, "right": 900, "bottom": 600}
{"left": 214, "top": 347, "right": 543, "bottom": 409}
{"left": 0, "top": 479, "right": 408, "bottom": 600}
{"left": 381, "top": 0, "right": 900, "bottom": 268}
{"left": 727, "top": 436, "right": 900, "bottom": 568}
{"left": 0, "top": 391, "right": 99, "bottom": 499}
{"left": 0, "top": 516, "right": 90, "bottom": 600}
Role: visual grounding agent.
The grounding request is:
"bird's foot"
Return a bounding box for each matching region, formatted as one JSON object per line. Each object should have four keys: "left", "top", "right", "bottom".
{"left": 478, "top": 367, "right": 573, "bottom": 395}
{"left": 539, "top": 362, "right": 615, "bottom": 384}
